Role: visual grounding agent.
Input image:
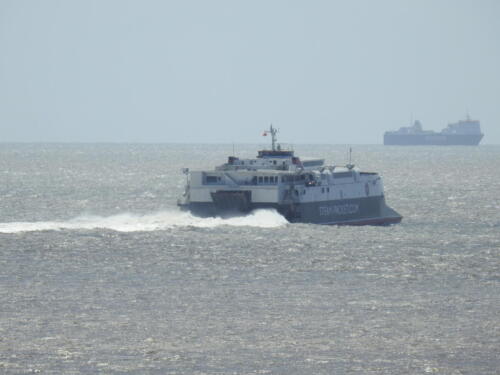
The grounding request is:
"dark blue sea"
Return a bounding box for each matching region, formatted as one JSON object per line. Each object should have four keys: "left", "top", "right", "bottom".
{"left": 1, "top": 144, "right": 499, "bottom": 374}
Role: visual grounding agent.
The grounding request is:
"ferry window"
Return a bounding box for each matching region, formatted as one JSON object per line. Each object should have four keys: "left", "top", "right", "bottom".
{"left": 333, "top": 171, "right": 353, "bottom": 179}
{"left": 252, "top": 176, "right": 257, "bottom": 184}
{"left": 273, "top": 160, "right": 277, "bottom": 165}
{"left": 264, "top": 176, "right": 269, "bottom": 183}
{"left": 322, "top": 188, "right": 325, "bottom": 193}
{"left": 327, "top": 187, "right": 330, "bottom": 193}
{"left": 206, "top": 176, "right": 218, "bottom": 183}
{"left": 258, "top": 176, "right": 263, "bottom": 183}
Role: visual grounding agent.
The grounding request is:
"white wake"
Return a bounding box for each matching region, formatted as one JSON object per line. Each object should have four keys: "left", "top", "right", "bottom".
{"left": 0, "top": 209, "right": 288, "bottom": 234}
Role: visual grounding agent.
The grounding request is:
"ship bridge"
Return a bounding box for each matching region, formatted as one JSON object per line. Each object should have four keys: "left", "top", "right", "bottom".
{"left": 216, "top": 125, "right": 324, "bottom": 171}
{"left": 257, "top": 149, "right": 294, "bottom": 158}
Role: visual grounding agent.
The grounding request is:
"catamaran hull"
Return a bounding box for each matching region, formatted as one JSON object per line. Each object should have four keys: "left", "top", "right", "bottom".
{"left": 178, "top": 195, "right": 402, "bottom": 226}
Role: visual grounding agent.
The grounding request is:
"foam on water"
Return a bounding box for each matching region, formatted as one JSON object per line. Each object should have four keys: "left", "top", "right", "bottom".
{"left": 0, "top": 209, "right": 288, "bottom": 233}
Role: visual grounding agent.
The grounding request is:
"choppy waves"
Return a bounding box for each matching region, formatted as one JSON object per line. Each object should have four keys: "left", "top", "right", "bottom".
{"left": 0, "top": 209, "right": 288, "bottom": 233}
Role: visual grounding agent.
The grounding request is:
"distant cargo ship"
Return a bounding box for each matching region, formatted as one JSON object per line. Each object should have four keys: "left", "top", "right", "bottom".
{"left": 384, "top": 116, "right": 484, "bottom": 145}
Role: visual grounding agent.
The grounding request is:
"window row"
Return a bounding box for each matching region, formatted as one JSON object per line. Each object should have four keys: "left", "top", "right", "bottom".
{"left": 251, "top": 176, "right": 279, "bottom": 184}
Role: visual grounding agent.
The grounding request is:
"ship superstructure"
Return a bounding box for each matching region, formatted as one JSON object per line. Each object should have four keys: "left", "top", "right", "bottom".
{"left": 384, "top": 116, "right": 484, "bottom": 145}
{"left": 178, "top": 126, "right": 402, "bottom": 225}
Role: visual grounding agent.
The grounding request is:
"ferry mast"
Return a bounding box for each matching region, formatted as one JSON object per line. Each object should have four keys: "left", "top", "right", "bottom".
{"left": 263, "top": 125, "right": 278, "bottom": 151}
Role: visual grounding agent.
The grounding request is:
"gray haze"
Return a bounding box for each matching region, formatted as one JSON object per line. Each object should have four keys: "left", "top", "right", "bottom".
{"left": 1, "top": 0, "right": 499, "bottom": 144}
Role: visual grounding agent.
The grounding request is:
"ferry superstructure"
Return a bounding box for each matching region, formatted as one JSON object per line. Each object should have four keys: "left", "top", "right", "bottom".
{"left": 178, "top": 126, "right": 402, "bottom": 225}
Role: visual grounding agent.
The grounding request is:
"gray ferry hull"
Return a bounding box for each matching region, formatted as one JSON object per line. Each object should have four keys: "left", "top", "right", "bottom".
{"left": 180, "top": 195, "right": 402, "bottom": 226}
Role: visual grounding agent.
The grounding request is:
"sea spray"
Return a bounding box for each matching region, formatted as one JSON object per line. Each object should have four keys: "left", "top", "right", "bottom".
{"left": 0, "top": 209, "right": 288, "bottom": 234}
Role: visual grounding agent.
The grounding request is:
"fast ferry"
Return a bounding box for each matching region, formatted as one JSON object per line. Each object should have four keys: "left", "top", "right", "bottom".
{"left": 178, "top": 126, "right": 402, "bottom": 225}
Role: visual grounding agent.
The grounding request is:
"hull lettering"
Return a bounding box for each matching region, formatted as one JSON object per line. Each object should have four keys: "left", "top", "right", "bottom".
{"left": 319, "top": 203, "right": 359, "bottom": 216}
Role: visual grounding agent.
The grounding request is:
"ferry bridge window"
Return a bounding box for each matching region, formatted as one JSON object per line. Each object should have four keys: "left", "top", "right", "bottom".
{"left": 258, "top": 176, "right": 263, "bottom": 183}
{"left": 264, "top": 176, "right": 269, "bottom": 183}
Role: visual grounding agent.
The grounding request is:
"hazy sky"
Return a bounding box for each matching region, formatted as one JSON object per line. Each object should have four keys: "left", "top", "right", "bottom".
{"left": 1, "top": 0, "right": 499, "bottom": 144}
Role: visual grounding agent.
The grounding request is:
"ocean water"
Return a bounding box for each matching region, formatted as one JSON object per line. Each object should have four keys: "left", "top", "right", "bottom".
{"left": 0, "top": 143, "right": 499, "bottom": 374}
